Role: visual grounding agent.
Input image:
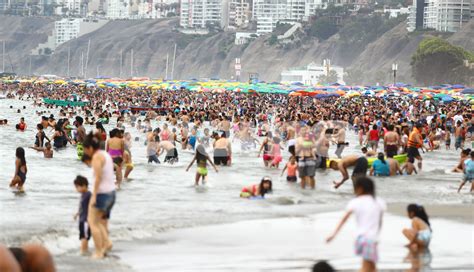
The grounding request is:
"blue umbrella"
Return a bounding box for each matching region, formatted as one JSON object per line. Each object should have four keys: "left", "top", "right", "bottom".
{"left": 452, "top": 84, "right": 465, "bottom": 89}
{"left": 461, "top": 88, "right": 474, "bottom": 94}
{"left": 442, "top": 96, "right": 454, "bottom": 103}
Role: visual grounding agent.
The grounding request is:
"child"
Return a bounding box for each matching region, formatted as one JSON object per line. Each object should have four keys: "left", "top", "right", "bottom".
{"left": 326, "top": 177, "right": 386, "bottom": 272}
{"left": 402, "top": 204, "right": 432, "bottom": 251}
{"left": 9, "top": 147, "right": 27, "bottom": 192}
{"left": 270, "top": 137, "right": 283, "bottom": 168}
{"left": 281, "top": 156, "right": 298, "bottom": 182}
{"left": 240, "top": 177, "right": 273, "bottom": 198}
{"left": 402, "top": 158, "right": 418, "bottom": 175}
{"left": 31, "top": 142, "right": 54, "bottom": 158}
{"left": 457, "top": 151, "right": 474, "bottom": 193}
{"left": 445, "top": 129, "right": 451, "bottom": 150}
{"left": 73, "top": 175, "right": 92, "bottom": 255}
{"left": 186, "top": 144, "right": 218, "bottom": 186}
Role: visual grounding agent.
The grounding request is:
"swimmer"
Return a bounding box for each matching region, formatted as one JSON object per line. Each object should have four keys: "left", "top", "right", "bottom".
{"left": 457, "top": 151, "right": 474, "bottom": 193}
{"left": 158, "top": 140, "right": 179, "bottom": 164}
{"left": 186, "top": 144, "right": 218, "bottom": 186}
{"left": 330, "top": 155, "right": 368, "bottom": 190}
{"left": 30, "top": 142, "right": 54, "bottom": 158}
{"left": 370, "top": 153, "right": 390, "bottom": 176}
{"left": 15, "top": 117, "right": 27, "bottom": 131}
{"left": 123, "top": 132, "right": 134, "bottom": 179}
{"left": 403, "top": 204, "right": 432, "bottom": 251}
{"left": 9, "top": 147, "right": 27, "bottom": 192}
{"left": 401, "top": 158, "right": 418, "bottom": 175}
{"left": 34, "top": 124, "right": 49, "bottom": 148}
{"left": 240, "top": 177, "right": 273, "bottom": 198}
{"left": 281, "top": 156, "right": 298, "bottom": 182}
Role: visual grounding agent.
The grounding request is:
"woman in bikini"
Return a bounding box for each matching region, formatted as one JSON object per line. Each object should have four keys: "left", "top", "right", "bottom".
{"left": 10, "top": 147, "right": 28, "bottom": 192}
{"left": 106, "top": 129, "right": 125, "bottom": 188}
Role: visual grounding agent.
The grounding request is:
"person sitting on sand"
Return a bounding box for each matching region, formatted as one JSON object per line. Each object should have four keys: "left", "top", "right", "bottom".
{"left": 403, "top": 204, "right": 432, "bottom": 251}
{"left": 31, "top": 142, "right": 54, "bottom": 158}
{"left": 329, "top": 155, "right": 368, "bottom": 190}
{"left": 370, "top": 153, "right": 390, "bottom": 177}
{"left": 457, "top": 151, "right": 474, "bottom": 193}
{"left": 240, "top": 177, "right": 273, "bottom": 198}
{"left": 186, "top": 144, "right": 218, "bottom": 186}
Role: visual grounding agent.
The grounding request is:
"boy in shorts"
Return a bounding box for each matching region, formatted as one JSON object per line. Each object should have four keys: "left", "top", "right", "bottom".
{"left": 74, "top": 175, "right": 92, "bottom": 254}
{"left": 458, "top": 151, "right": 474, "bottom": 193}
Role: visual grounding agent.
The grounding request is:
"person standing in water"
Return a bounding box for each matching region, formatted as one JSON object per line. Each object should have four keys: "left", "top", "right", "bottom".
{"left": 34, "top": 124, "right": 49, "bottom": 148}
{"left": 457, "top": 151, "right": 474, "bottom": 193}
{"left": 295, "top": 127, "right": 316, "bottom": 189}
{"left": 75, "top": 116, "right": 86, "bottom": 160}
{"left": 186, "top": 144, "right": 218, "bottom": 186}
{"left": 407, "top": 122, "right": 424, "bottom": 171}
{"left": 123, "top": 132, "right": 134, "bottom": 179}
{"left": 106, "top": 129, "right": 124, "bottom": 189}
{"left": 82, "top": 133, "right": 116, "bottom": 259}
{"left": 327, "top": 177, "right": 386, "bottom": 272}
{"left": 10, "top": 147, "right": 27, "bottom": 192}
{"left": 402, "top": 204, "right": 432, "bottom": 251}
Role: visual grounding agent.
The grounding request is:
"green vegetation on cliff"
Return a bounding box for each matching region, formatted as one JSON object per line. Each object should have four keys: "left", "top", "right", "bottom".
{"left": 411, "top": 37, "right": 474, "bottom": 85}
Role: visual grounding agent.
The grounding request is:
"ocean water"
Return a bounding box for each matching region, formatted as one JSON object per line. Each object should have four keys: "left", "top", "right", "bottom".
{"left": 0, "top": 98, "right": 472, "bottom": 270}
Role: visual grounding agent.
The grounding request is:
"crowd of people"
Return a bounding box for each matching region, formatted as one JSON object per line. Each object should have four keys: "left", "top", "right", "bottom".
{"left": 2, "top": 80, "right": 471, "bottom": 271}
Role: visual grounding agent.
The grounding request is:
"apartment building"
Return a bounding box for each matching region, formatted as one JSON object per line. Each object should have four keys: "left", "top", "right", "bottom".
{"left": 55, "top": 18, "right": 81, "bottom": 46}
{"left": 408, "top": 0, "right": 472, "bottom": 32}
{"left": 106, "top": 0, "right": 130, "bottom": 19}
{"left": 180, "top": 0, "right": 223, "bottom": 28}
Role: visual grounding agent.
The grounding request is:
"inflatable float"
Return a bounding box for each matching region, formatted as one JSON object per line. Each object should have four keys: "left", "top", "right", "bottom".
{"left": 326, "top": 154, "right": 408, "bottom": 168}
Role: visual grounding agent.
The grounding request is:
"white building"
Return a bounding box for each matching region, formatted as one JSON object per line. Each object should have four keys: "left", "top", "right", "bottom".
{"left": 50, "top": 18, "right": 108, "bottom": 50}
{"left": 253, "top": 0, "right": 325, "bottom": 33}
{"left": 383, "top": 7, "right": 410, "bottom": 18}
{"left": 55, "top": 0, "right": 82, "bottom": 16}
{"left": 234, "top": 32, "right": 259, "bottom": 44}
{"left": 253, "top": 0, "right": 288, "bottom": 33}
{"left": 106, "top": 0, "right": 130, "bottom": 19}
{"left": 54, "top": 18, "right": 81, "bottom": 47}
{"left": 281, "top": 62, "right": 344, "bottom": 85}
{"left": 304, "top": 0, "right": 327, "bottom": 20}
{"left": 408, "top": 0, "right": 472, "bottom": 32}
{"left": 180, "top": 0, "right": 224, "bottom": 29}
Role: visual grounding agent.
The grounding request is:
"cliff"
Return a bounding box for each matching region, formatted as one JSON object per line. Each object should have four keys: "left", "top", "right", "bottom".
{"left": 1, "top": 16, "right": 472, "bottom": 84}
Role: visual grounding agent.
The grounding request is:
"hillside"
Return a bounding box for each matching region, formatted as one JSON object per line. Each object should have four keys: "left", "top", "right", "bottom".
{"left": 0, "top": 16, "right": 472, "bottom": 84}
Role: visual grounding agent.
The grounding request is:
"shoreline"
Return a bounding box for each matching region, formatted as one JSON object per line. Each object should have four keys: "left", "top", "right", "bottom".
{"left": 114, "top": 210, "right": 474, "bottom": 271}
{"left": 51, "top": 201, "right": 474, "bottom": 271}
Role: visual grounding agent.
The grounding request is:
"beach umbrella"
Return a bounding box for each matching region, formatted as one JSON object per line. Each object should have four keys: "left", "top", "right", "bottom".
{"left": 442, "top": 96, "right": 454, "bottom": 103}
{"left": 452, "top": 84, "right": 465, "bottom": 89}
{"left": 461, "top": 88, "right": 474, "bottom": 94}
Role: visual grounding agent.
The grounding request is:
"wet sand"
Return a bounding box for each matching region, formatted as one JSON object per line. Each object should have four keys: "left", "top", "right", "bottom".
{"left": 114, "top": 211, "right": 474, "bottom": 271}
{"left": 388, "top": 203, "right": 474, "bottom": 224}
